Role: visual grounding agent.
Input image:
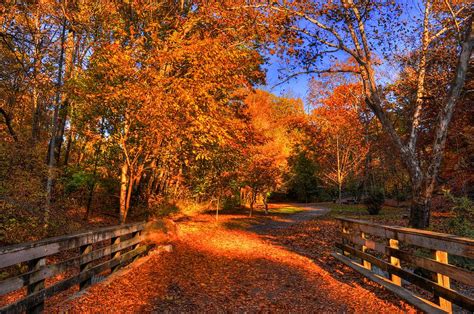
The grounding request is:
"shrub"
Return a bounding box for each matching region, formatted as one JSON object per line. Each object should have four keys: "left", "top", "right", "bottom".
{"left": 442, "top": 192, "right": 474, "bottom": 271}
{"left": 444, "top": 192, "right": 474, "bottom": 238}
{"left": 364, "top": 189, "right": 385, "bottom": 215}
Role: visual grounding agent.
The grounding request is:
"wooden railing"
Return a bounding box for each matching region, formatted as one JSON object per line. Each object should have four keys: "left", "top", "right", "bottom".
{"left": 0, "top": 222, "right": 148, "bottom": 313}
{"left": 332, "top": 218, "right": 474, "bottom": 314}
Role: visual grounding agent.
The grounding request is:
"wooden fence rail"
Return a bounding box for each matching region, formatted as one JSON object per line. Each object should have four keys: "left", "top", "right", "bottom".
{"left": 332, "top": 217, "right": 474, "bottom": 314}
{"left": 0, "top": 222, "right": 147, "bottom": 313}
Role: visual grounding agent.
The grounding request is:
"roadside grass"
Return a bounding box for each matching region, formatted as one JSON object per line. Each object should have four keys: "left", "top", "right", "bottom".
{"left": 321, "top": 202, "right": 409, "bottom": 225}
{"left": 219, "top": 204, "right": 305, "bottom": 231}
{"left": 268, "top": 206, "right": 304, "bottom": 215}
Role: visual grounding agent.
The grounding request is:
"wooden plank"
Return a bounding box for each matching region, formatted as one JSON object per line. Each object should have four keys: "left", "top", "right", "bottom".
{"left": 340, "top": 232, "right": 386, "bottom": 255}
{"left": 0, "top": 245, "right": 147, "bottom": 314}
{"left": 386, "top": 247, "right": 474, "bottom": 287}
{"left": 331, "top": 252, "right": 447, "bottom": 314}
{"left": 341, "top": 222, "right": 350, "bottom": 257}
{"left": 26, "top": 258, "right": 45, "bottom": 314}
{"left": 388, "top": 239, "right": 401, "bottom": 286}
{"left": 337, "top": 218, "right": 474, "bottom": 258}
{"left": 341, "top": 237, "right": 474, "bottom": 286}
{"left": 132, "top": 231, "right": 141, "bottom": 262}
{"left": 0, "top": 235, "right": 142, "bottom": 296}
{"left": 434, "top": 250, "right": 452, "bottom": 313}
{"left": 335, "top": 243, "right": 474, "bottom": 311}
{"left": 0, "top": 222, "right": 145, "bottom": 268}
{"left": 110, "top": 236, "right": 121, "bottom": 273}
{"left": 79, "top": 244, "right": 93, "bottom": 290}
{"left": 361, "top": 232, "right": 371, "bottom": 270}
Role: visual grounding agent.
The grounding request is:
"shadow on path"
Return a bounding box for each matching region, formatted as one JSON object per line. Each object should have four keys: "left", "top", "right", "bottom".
{"left": 53, "top": 203, "right": 414, "bottom": 313}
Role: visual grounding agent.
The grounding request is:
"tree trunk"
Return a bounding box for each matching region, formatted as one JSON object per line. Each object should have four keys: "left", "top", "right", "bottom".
{"left": 119, "top": 162, "right": 129, "bottom": 224}
{"left": 338, "top": 182, "right": 342, "bottom": 204}
{"left": 85, "top": 181, "right": 95, "bottom": 221}
{"left": 0, "top": 107, "right": 18, "bottom": 142}
{"left": 55, "top": 30, "right": 76, "bottom": 164}
{"left": 31, "top": 86, "right": 41, "bottom": 142}
{"left": 85, "top": 147, "right": 100, "bottom": 221}
{"left": 216, "top": 195, "right": 220, "bottom": 221}
{"left": 31, "top": 8, "right": 42, "bottom": 142}
{"left": 336, "top": 135, "right": 342, "bottom": 204}
{"left": 263, "top": 193, "right": 268, "bottom": 214}
{"left": 125, "top": 171, "right": 134, "bottom": 218}
{"left": 45, "top": 20, "right": 67, "bottom": 221}
{"left": 63, "top": 131, "right": 73, "bottom": 166}
{"left": 249, "top": 190, "right": 256, "bottom": 217}
{"left": 409, "top": 184, "right": 432, "bottom": 228}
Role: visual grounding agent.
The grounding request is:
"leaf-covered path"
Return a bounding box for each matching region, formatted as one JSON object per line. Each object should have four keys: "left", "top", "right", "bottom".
{"left": 54, "top": 205, "right": 415, "bottom": 313}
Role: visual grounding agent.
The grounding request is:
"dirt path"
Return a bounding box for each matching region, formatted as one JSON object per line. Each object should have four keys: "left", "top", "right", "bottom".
{"left": 250, "top": 203, "right": 330, "bottom": 233}
{"left": 54, "top": 204, "right": 414, "bottom": 313}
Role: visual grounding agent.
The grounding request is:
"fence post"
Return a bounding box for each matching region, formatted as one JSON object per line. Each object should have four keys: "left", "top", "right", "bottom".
{"left": 387, "top": 239, "right": 401, "bottom": 286}
{"left": 341, "top": 221, "right": 350, "bottom": 257}
{"left": 434, "top": 250, "right": 452, "bottom": 313}
{"left": 110, "top": 236, "right": 121, "bottom": 273}
{"left": 361, "top": 232, "right": 371, "bottom": 270}
{"left": 27, "top": 257, "right": 46, "bottom": 313}
{"left": 79, "top": 244, "right": 93, "bottom": 290}
{"left": 132, "top": 231, "right": 141, "bottom": 261}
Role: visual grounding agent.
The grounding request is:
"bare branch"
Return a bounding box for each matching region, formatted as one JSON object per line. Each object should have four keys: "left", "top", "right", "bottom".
{"left": 443, "top": 0, "right": 461, "bottom": 40}
{"left": 430, "top": 15, "right": 470, "bottom": 42}
{"left": 271, "top": 68, "right": 360, "bottom": 89}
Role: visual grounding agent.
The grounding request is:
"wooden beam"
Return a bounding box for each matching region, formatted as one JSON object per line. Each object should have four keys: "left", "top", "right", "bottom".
{"left": 386, "top": 247, "right": 473, "bottom": 287}
{"left": 0, "top": 222, "right": 145, "bottom": 268}
{"left": 0, "top": 245, "right": 147, "bottom": 314}
{"left": 79, "top": 244, "right": 93, "bottom": 290}
{"left": 340, "top": 232, "right": 386, "bottom": 254}
{"left": 434, "top": 250, "right": 452, "bottom": 313}
{"left": 26, "top": 258, "right": 45, "bottom": 314}
{"left": 0, "top": 235, "right": 142, "bottom": 296}
{"left": 335, "top": 243, "right": 474, "bottom": 311}
{"left": 331, "top": 252, "right": 447, "bottom": 314}
{"left": 342, "top": 235, "right": 474, "bottom": 286}
{"left": 361, "top": 232, "right": 372, "bottom": 270}
{"left": 336, "top": 218, "right": 474, "bottom": 259}
{"left": 388, "top": 239, "right": 401, "bottom": 286}
{"left": 110, "top": 236, "right": 121, "bottom": 273}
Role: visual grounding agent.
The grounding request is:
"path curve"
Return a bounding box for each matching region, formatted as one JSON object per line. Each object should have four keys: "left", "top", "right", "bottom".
{"left": 250, "top": 203, "right": 330, "bottom": 234}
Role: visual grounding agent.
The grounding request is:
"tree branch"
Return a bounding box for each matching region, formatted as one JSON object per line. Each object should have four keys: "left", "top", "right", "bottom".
{"left": 426, "top": 17, "right": 473, "bottom": 192}
{"left": 0, "top": 107, "right": 18, "bottom": 142}
{"left": 272, "top": 68, "right": 360, "bottom": 89}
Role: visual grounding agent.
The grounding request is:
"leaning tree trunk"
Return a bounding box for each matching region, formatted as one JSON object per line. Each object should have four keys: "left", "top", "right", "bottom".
{"left": 409, "top": 19, "right": 473, "bottom": 228}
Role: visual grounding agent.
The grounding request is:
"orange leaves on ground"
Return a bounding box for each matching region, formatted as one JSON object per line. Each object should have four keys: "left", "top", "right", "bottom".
{"left": 55, "top": 212, "right": 415, "bottom": 313}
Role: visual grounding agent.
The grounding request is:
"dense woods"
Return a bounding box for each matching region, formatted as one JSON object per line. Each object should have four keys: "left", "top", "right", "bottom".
{"left": 0, "top": 0, "right": 472, "bottom": 244}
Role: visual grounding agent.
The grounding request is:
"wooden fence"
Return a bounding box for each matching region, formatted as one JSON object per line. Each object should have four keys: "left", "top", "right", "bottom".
{"left": 0, "top": 222, "right": 147, "bottom": 313}
{"left": 332, "top": 218, "right": 474, "bottom": 313}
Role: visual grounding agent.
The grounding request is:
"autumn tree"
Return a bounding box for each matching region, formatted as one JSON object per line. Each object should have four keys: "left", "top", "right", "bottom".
{"left": 71, "top": 1, "right": 265, "bottom": 223}
{"left": 237, "top": 0, "right": 473, "bottom": 228}
{"left": 240, "top": 90, "right": 304, "bottom": 214}
{"left": 308, "top": 83, "right": 368, "bottom": 203}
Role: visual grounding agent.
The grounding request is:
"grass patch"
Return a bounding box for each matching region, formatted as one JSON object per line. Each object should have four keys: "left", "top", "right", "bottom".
{"left": 322, "top": 202, "right": 408, "bottom": 223}
{"left": 268, "top": 206, "right": 304, "bottom": 215}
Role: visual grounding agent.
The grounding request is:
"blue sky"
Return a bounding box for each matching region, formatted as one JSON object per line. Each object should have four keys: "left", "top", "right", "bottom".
{"left": 260, "top": 53, "right": 309, "bottom": 103}
{"left": 258, "top": 0, "right": 426, "bottom": 108}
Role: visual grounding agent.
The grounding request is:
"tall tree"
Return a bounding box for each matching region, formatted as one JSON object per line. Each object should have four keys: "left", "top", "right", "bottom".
{"left": 240, "top": 0, "right": 473, "bottom": 227}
